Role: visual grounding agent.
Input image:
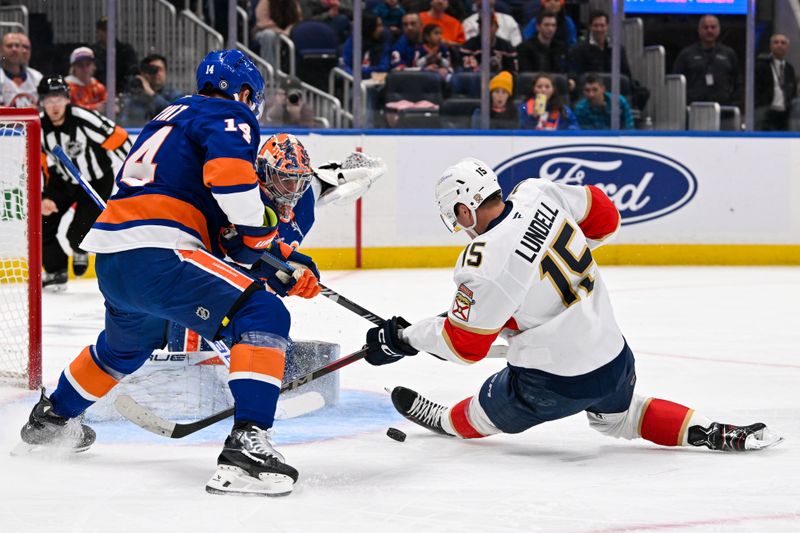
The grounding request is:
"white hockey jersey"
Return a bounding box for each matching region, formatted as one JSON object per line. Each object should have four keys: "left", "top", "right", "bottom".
{"left": 403, "top": 178, "right": 625, "bottom": 377}
{"left": 0, "top": 67, "right": 42, "bottom": 108}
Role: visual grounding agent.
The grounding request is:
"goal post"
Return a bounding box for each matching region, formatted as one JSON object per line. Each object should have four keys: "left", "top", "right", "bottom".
{"left": 0, "top": 107, "right": 42, "bottom": 389}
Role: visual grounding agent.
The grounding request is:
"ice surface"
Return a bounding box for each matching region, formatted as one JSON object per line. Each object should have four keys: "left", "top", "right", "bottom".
{"left": 2, "top": 267, "right": 799, "bottom": 532}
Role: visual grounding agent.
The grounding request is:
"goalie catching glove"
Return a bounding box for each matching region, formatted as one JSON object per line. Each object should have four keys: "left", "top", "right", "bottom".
{"left": 364, "top": 316, "right": 418, "bottom": 366}
{"left": 252, "top": 241, "right": 321, "bottom": 298}
{"left": 314, "top": 151, "right": 387, "bottom": 207}
{"left": 220, "top": 207, "right": 279, "bottom": 266}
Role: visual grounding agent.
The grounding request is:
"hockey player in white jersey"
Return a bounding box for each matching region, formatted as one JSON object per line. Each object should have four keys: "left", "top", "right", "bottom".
{"left": 363, "top": 157, "right": 782, "bottom": 452}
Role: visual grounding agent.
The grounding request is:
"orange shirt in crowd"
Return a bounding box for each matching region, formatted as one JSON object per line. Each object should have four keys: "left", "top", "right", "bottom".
{"left": 65, "top": 76, "right": 107, "bottom": 112}
{"left": 420, "top": 11, "right": 466, "bottom": 46}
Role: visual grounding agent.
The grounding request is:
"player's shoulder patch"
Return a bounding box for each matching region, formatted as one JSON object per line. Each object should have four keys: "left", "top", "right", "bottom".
{"left": 451, "top": 282, "right": 475, "bottom": 322}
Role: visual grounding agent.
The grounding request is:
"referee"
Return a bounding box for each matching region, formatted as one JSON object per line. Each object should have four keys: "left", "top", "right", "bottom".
{"left": 39, "top": 76, "right": 131, "bottom": 290}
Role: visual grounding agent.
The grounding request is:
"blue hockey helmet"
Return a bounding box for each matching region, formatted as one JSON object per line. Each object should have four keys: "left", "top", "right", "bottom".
{"left": 196, "top": 49, "right": 266, "bottom": 118}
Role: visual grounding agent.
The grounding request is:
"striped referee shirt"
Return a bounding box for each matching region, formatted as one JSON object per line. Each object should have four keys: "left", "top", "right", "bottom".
{"left": 40, "top": 104, "right": 131, "bottom": 186}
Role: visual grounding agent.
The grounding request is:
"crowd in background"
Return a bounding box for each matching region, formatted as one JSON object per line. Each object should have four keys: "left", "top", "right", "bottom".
{"left": 0, "top": 0, "right": 797, "bottom": 131}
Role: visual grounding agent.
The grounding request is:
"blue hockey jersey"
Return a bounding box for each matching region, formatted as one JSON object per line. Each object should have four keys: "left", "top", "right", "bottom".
{"left": 81, "top": 94, "right": 264, "bottom": 258}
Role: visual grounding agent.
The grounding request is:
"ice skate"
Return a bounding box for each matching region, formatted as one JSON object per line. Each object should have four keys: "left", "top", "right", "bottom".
{"left": 206, "top": 422, "right": 298, "bottom": 497}
{"left": 42, "top": 269, "right": 68, "bottom": 292}
{"left": 688, "top": 422, "right": 784, "bottom": 451}
{"left": 391, "top": 386, "right": 454, "bottom": 437}
{"left": 72, "top": 251, "right": 89, "bottom": 277}
{"left": 15, "top": 389, "right": 96, "bottom": 455}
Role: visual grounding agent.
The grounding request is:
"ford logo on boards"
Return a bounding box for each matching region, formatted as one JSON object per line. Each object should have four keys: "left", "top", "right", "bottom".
{"left": 494, "top": 145, "right": 697, "bottom": 225}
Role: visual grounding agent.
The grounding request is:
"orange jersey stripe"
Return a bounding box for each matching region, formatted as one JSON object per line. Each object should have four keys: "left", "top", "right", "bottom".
{"left": 69, "top": 346, "right": 118, "bottom": 399}
{"left": 442, "top": 318, "right": 501, "bottom": 363}
{"left": 230, "top": 344, "right": 286, "bottom": 381}
{"left": 96, "top": 194, "right": 212, "bottom": 250}
{"left": 203, "top": 158, "right": 257, "bottom": 188}
{"left": 100, "top": 125, "right": 129, "bottom": 151}
{"left": 177, "top": 249, "right": 255, "bottom": 291}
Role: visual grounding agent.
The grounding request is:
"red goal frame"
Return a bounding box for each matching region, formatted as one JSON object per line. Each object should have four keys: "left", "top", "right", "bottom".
{"left": 0, "top": 107, "right": 42, "bottom": 389}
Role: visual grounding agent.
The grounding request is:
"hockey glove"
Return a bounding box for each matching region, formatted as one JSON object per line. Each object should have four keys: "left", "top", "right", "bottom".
{"left": 364, "top": 316, "right": 419, "bottom": 366}
{"left": 314, "top": 152, "right": 387, "bottom": 207}
{"left": 220, "top": 207, "right": 279, "bottom": 266}
{"left": 254, "top": 242, "right": 321, "bottom": 298}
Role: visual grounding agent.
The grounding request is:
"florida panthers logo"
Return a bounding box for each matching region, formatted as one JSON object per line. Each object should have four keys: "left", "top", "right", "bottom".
{"left": 451, "top": 283, "right": 474, "bottom": 322}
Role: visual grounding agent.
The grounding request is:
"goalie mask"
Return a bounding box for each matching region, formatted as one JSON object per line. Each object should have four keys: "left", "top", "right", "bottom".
{"left": 436, "top": 157, "right": 502, "bottom": 233}
{"left": 257, "top": 133, "right": 314, "bottom": 222}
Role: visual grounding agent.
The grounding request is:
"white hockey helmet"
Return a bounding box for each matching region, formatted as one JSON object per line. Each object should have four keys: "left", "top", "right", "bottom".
{"left": 435, "top": 157, "right": 502, "bottom": 233}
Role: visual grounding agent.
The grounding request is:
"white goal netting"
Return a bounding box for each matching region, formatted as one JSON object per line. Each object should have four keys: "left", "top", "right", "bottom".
{"left": 0, "top": 115, "right": 39, "bottom": 388}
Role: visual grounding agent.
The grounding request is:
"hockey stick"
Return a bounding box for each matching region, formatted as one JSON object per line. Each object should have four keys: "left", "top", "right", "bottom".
{"left": 258, "top": 251, "right": 385, "bottom": 326}
{"left": 51, "top": 145, "right": 233, "bottom": 364}
{"left": 115, "top": 346, "right": 368, "bottom": 438}
{"left": 52, "top": 145, "right": 107, "bottom": 210}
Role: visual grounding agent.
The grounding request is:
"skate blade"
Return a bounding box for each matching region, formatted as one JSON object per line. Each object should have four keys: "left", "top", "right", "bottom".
{"left": 746, "top": 433, "right": 785, "bottom": 451}
{"left": 205, "top": 465, "right": 294, "bottom": 497}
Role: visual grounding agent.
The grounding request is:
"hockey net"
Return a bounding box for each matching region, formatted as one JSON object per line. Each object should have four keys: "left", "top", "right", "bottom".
{"left": 0, "top": 108, "right": 41, "bottom": 389}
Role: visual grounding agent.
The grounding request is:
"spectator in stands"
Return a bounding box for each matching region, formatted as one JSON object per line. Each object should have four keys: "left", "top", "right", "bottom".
{"left": 312, "top": 0, "right": 352, "bottom": 44}
{"left": 265, "top": 75, "right": 315, "bottom": 127}
{"left": 522, "top": 0, "right": 576, "bottom": 48}
{"left": 460, "top": 14, "right": 518, "bottom": 74}
{"left": 92, "top": 16, "right": 139, "bottom": 91}
{"left": 253, "top": 0, "right": 303, "bottom": 72}
{"left": 463, "top": 0, "right": 522, "bottom": 48}
{"left": 416, "top": 24, "right": 454, "bottom": 80}
{"left": 471, "top": 70, "right": 517, "bottom": 129}
{"left": 342, "top": 14, "right": 391, "bottom": 78}
{"left": 755, "top": 34, "right": 796, "bottom": 131}
{"left": 391, "top": 12, "right": 425, "bottom": 70}
{"left": 519, "top": 73, "right": 578, "bottom": 130}
{"left": 373, "top": 0, "right": 405, "bottom": 40}
{"left": 0, "top": 32, "right": 41, "bottom": 108}
{"left": 573, "top": 73, "right": 633, "bottom": 130}
{"left": 119, "top": 54, "right": 183, "bottom": 127}
{"left": 672, "top": 15, "right": 739, "bottom": 107}
{"left": 298, "top": 0, "right": 318, "bottom": 19}
{"left": 517, "top": 11, "right": 567, "bottom": 73}
{"left": 65, "top": 47, "right": 107, "bottom": 113}
{"left": 420, "top": 0, "right": 466, "bottom": 47}
{"left": 568, "top": 10, "right": 632, "bottom": 86}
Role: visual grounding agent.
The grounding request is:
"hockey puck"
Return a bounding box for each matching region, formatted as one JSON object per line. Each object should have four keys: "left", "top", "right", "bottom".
{"left": 386, "top": 427, "right": 406, "bottom": 442}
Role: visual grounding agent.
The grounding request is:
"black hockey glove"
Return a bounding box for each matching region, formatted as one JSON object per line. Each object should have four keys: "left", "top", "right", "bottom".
{"left": 364, "top": 316, "right": 419, "bottom": 366}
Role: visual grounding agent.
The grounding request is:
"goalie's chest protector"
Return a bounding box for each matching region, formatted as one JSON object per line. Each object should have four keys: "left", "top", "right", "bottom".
{"left": 454, "top": 180, "right": 624, "bottom": 376}
{"left": 274, "top": 187, "right": 315, "bottom": 248}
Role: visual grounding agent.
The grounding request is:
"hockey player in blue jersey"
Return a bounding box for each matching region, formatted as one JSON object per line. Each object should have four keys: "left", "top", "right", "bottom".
{"left": 18, "top": 50, "right": 320, "bottom": 496}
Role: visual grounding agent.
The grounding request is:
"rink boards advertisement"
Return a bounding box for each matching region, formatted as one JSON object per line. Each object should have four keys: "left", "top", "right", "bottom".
{"left": 290, "top": 132, "right": 800, "bottom": 268}
{"left": 88, "top": 131, "right": 800, "bottom": 269}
